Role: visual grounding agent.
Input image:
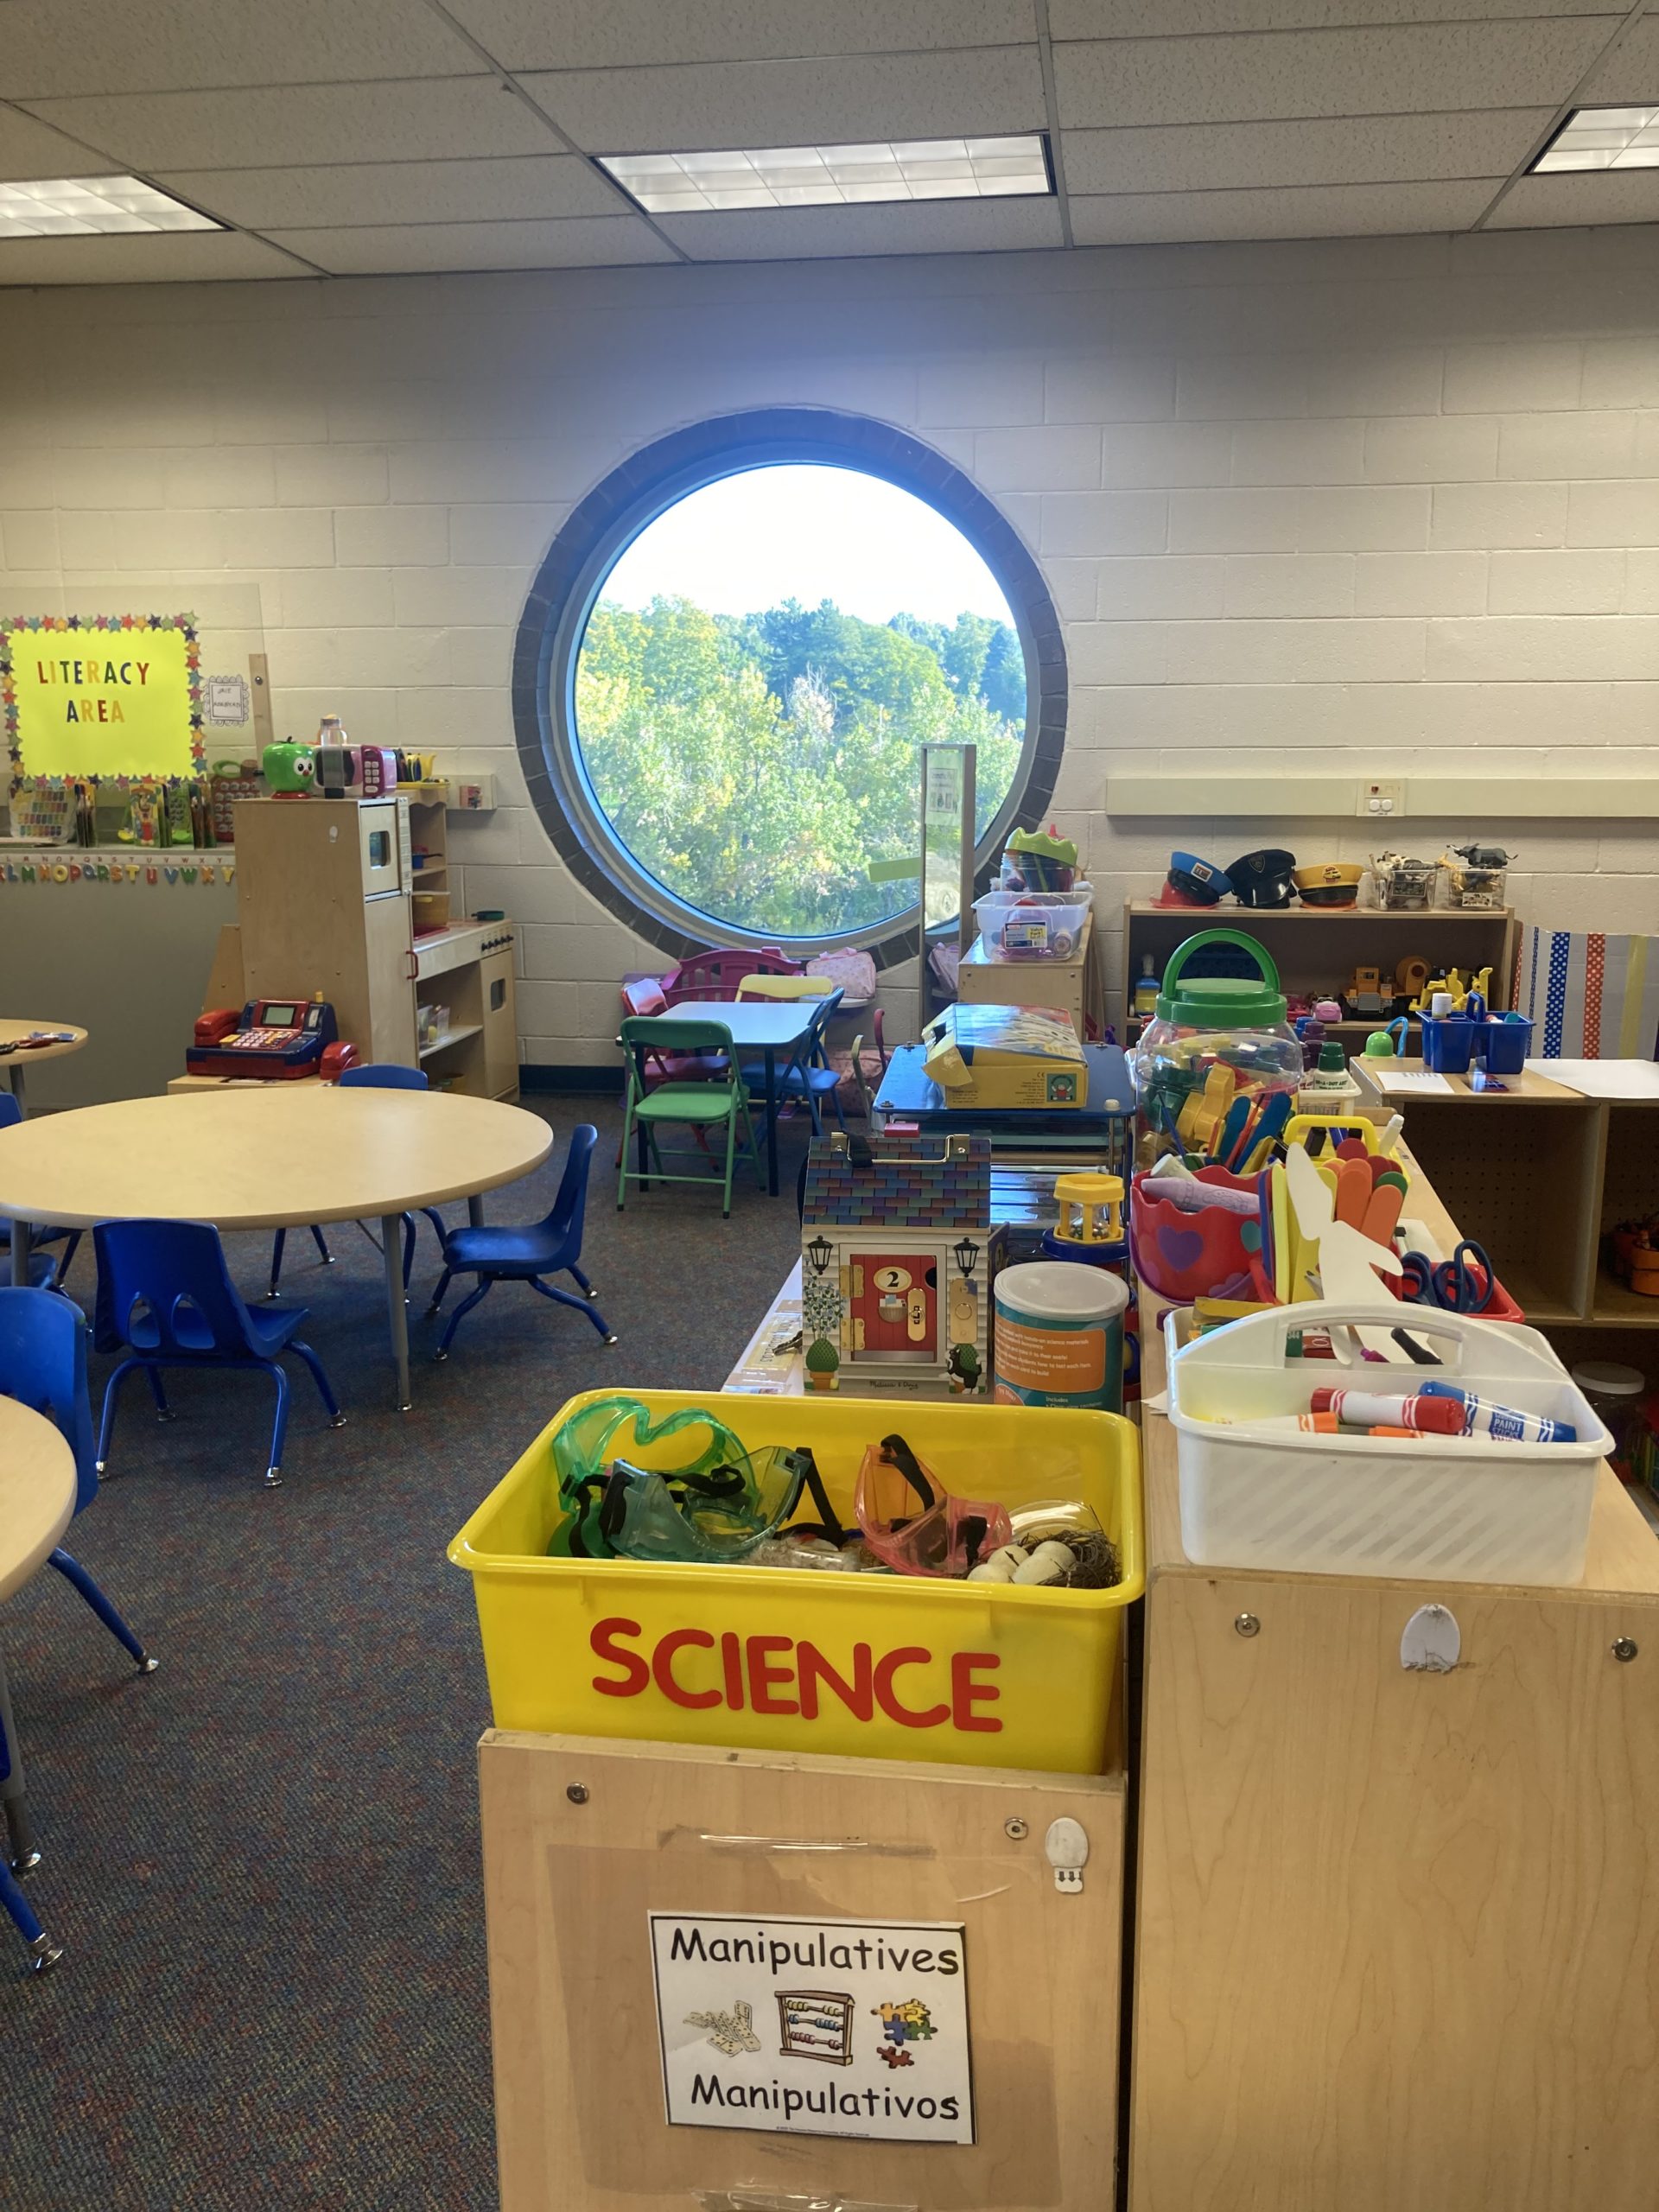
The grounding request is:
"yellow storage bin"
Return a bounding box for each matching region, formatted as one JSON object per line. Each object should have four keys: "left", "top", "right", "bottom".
{"left": 448, "top": 1389, "right": 1142, "bottom": 1775}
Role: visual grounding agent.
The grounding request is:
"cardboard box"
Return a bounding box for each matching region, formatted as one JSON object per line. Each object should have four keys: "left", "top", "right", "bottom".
{"left": 921, "top": 1003, "right": 1086, "bottom": 1109}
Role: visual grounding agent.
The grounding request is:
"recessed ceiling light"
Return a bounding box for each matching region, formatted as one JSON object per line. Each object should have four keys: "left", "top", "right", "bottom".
{"left": 1530, "top": 106, "right": 1659, "bottom": 173}
{"left": 0, "top": 175, "right": 220, "bottom": 238}
{"left": 598, "top": 135, "right": 1051, "bottom": 214}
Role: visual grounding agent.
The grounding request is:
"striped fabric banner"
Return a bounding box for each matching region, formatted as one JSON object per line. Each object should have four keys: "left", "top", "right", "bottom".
{"left": 1518, "top": 928, "right": 1659, "bottom": 1059}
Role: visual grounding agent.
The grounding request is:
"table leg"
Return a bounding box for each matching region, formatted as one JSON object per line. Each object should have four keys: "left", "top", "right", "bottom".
{"left": 383, "top": 1212, "right": 412, "bottom": 1414}
{"left": 0, "top": 1644, "right": 40, "bottom": 1873}
{"left": 8, "top": 1066, "right": 25, "bottom": 1118}
{"left": 467, "top": 1196, "right": 485, "bottom": 1228}
{"left": 10, "top": 1222, "right": 29, "bottom": 1287}
{"left": 765, "top": 1050, "right": 780, "bottom": 1198}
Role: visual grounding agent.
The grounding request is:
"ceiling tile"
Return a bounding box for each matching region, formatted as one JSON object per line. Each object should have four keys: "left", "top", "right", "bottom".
{"left": 1489, "top": 171, "right": 1659, "bottom": 227}
{"left": 154, "top": 156, "right": 622, "bottom": 230}
{"left": 656, "top": 195, "right": 1063, "bottom": 259}
{"left": 1053, "top": 21, "right": 1618, "bottom": 128}
{"left": 521, "top": 49, "right": 1046, "bottom": 153}
{"left": 0, "top": 103, "right": 124, "bottom": 181}
{"left": 0, "top": 229, "right": 308, "bottom": 286}
{"left": 262, "top": 216, "right": 677, "bottom": 274}
{"left": 1050, "top": 0, "right": 1623, "bottom": 29}
{"left": 21, "top": 79, "right": 556, "bottom": 171}
{"left": 1071, "top": 178, "right": 1498, "bottom": 244}
{"left": 0, "top": 0, "right": 477, "bottom": 98}
{"left": 442, "top": 0, "right": 1033, "bottom": 69}
{"left": 1063, "top": 110, "right": 1554, "bottom": 193}
{"left": 1577, "top": 12, "right": 1659, "bottom": 99}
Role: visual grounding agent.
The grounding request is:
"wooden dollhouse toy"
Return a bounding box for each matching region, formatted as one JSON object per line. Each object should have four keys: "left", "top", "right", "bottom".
{"left": 799, "top": 1130, "right": 1004, "bottom": 1397}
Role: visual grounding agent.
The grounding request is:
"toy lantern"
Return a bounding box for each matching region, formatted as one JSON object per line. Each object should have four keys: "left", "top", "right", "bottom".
{"left": 1052, "top": 1173, "right": 1125, "bottom": 1249}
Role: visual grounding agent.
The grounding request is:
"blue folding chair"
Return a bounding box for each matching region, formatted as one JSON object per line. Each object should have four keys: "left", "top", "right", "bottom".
{"left": 740, "top": 987, "right": 847, "bottom": 1137}
{"left": 265, "top": 1063, "right": 448, "bottom": 1299}
{"left": 0, "top": 1095, "right": 80, "bottom": 1289}
{"left": 94, "top": 1220, "right": 345, "bottom": 1490}
{"left": 429, "top": 1124, "right": 617, "bottom": 1361}
{"left": 0, "top": 1287, "right": 156, "bottom": 1972}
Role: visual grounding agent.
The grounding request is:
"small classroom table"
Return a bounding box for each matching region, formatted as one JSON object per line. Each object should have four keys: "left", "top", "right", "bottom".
{"left": 630, "top": 997, "right": 824, "bottom": 1198}
{"left": 0, "top": 1020, "right": 87, "bottom": 1116}
{"left": 0, "top": 1087, "right": 551, "bottom": 1411}
{"left": 0, "top": 1397, "right": 77, "bottom": 1872}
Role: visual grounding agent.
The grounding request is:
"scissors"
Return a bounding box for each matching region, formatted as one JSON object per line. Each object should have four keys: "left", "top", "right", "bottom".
{"left": 1399, "top": 1239, "right": 1495, "bottom": 1313}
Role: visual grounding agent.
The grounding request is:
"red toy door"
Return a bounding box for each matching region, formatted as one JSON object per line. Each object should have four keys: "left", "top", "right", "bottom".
{"left": 851, "top": 1257, "right": 937, "bottom": 1359}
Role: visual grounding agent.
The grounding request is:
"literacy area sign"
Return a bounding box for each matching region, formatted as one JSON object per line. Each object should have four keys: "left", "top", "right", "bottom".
{"left": 649, "top": 1910, "right": 973, "bottom": 2145}
{"left": 3, "top": 613, "right": 205, "bottom": 788}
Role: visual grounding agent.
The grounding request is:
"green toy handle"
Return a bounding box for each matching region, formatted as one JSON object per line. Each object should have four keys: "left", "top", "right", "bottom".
{"left": 1161, "top": 928, "right": 1282, "bottom": 995}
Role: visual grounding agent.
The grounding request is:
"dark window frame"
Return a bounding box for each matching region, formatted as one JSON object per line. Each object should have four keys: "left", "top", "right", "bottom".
{"left": 511, "top": 406, "right": 1068, "bottom": 968}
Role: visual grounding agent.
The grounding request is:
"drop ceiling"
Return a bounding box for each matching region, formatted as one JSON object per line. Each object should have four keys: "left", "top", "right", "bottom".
{"left": 0, "top": 0, "right": 1655, "bottom": 283}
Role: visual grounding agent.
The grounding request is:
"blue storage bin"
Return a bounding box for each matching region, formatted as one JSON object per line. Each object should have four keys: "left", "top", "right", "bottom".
{"left": 1476, "top": 1012, "right": 1533, "bottom": 1073}
{"left": 1421, "top": 1014, "right": 1475, "bottom": 1073}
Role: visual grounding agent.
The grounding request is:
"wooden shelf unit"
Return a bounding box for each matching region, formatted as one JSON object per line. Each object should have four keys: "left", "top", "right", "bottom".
{"left": 1122, "top": 902, "right": 1517, "bottom": 1040}
{"left": 1353, "top": 1058, "right": 1659, "bottom": 1335}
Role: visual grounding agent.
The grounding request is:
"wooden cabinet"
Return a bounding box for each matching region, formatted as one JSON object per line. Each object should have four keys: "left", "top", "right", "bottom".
{"left": 481, "top": 1731, "right": 1126, "bottom": 2212}
{"left": 480, "top": 935, "right": 518, "bottom": 1101}
{"left": 233, "top": 797, "right": 416, "bottom": 1066}
{"left": 1128, "top": 1408, "right": 1659, "bottom": 2212}
{"left": 958, "top": 914, "right": 1100, "bottom": 1043}
{"left": 231, "top": 796, "right": 517, "bottom": 1096}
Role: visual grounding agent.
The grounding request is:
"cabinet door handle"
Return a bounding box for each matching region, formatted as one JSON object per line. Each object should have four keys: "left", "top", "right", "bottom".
{"left": 404, "top": 950, "right": 419, "bottom": 982}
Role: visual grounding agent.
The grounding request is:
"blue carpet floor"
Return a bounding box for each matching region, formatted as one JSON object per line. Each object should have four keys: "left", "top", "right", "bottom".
{"left": 1, "top": 1097, "right": 811, "bottom": 2211}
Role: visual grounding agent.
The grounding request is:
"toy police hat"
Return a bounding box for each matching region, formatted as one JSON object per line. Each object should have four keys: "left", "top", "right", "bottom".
{"left": 1225, "top": 849, "right": 1297, "bottom": 906}
{"left": 1166, "top": 850, "right": 1232, "bottom": 905}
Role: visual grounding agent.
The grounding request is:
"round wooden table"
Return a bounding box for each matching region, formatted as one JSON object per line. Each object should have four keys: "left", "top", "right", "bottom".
{"left": 0, "top": 1396, "right": 76, "bottom": 1881}
{"left": 0, "top": 1087, "right": 553, "bottom": 1409}
{"left": 0, "top": 1020, "right": 87, "bottom": 1116}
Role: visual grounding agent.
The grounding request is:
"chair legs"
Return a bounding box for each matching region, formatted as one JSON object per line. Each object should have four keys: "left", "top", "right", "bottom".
{"left": 527, "top": 1275, "right": 618, "bottom": 1343}
{"left": 267, "top": 1224, "right": 333, "bottom": 1300}
{"left": 435, "top": 1269, "right": 620, "bottom": 1360}
{"left": 434, "top": 1275, "right": 494, "bottom": 1361}
{"left": 45, "top": 1550, "right": 157, "bottom": 1674}
{"left": 99, "top": 1347, "right": 344, "bottom": 1487}
{"left": 0, "top": 1855, "right": 60, "bottom": 1974}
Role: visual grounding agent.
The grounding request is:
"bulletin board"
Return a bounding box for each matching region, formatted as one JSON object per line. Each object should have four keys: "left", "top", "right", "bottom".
{"left": 3, "top": 613, "right": 205, "bottom": 789}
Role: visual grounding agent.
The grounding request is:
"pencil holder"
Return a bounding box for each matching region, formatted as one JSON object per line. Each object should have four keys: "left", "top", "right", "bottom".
{"left": 1421, "top": 1013, "right": 1475, "bottom": 1073}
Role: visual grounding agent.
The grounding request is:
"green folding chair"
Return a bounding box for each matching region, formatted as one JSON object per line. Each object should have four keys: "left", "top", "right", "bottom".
{"left": 617, "top": 1016, "right": 763, "bottom": 1219}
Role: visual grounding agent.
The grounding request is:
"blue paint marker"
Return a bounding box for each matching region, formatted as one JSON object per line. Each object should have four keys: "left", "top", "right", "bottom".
{"left": 1416, "top": 1380, "right": 1577, "bottom": 1443}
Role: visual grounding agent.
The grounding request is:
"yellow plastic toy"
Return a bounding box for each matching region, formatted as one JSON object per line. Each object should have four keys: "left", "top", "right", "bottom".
{"left": 1408, "top": 964, "right": 1493, "bottom": 1015}
{"left": 1052, "top": 1173, "right": 1124, "bottom": 1248}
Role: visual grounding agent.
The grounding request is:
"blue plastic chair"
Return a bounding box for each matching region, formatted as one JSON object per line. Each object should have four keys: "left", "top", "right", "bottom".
{"left": 94, "top": 1220, "right": 345, "bottom": 1490}
{"left": 740, "top": 988, "right": 848, "bottom": 1136}
{"left": 266, "top": 1062, "right": 449, "bottom": 1298}
{"left": 0, "top": 1095, "right": 80, "bottom": 1288}
{"left": 429, "top": 1125, "right": 617, "bottom": 1362}
{"left": 0, "top": 1287, "right": 156, "bottom": 1972}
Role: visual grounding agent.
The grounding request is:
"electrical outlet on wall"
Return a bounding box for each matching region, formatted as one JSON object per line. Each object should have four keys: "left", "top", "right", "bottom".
{"left": 1357, "top": 779, "right": 1406, "bottom": 818}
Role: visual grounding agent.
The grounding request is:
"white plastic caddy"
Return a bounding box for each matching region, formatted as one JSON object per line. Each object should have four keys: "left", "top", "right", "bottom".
{"left": 1163, "top": 1301, "right": 1614, "bottom": 1586}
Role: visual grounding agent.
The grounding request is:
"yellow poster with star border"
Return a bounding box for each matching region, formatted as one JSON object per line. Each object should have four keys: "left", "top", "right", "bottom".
{"left": 3, "top": 613, "right": 204, "bottom": 787}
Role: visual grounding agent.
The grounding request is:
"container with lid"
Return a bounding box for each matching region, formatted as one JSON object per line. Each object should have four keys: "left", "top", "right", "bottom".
{"left": 1569, "top": 1361, "right": 1647, "bottom": 1479}
{"left": 993, "top": 1262, "right": 1128, "bottom": 1413}
{"left": 1297, "top": 1040, "right": 1362, "bottom": 1121}
{"left": 1128, "top": 928, "right": 1304, "bottom": 1167}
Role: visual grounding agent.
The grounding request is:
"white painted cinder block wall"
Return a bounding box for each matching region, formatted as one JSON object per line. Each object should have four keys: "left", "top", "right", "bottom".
{"left": 3, "top": 224, "right": 1657, "bottom": 1069}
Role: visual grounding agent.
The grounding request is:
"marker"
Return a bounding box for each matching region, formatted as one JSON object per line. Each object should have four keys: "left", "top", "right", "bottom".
{"left": 1308, "top": 1388, "right": 1467, "bottom": 1434}
{"left": 1414, "top": 1380, "right": 1577, "bottom": 1443}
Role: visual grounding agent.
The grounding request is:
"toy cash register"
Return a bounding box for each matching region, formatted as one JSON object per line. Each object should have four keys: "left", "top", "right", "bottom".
{"left": 187, "top": 996, "right": 358, "bottom": 1081}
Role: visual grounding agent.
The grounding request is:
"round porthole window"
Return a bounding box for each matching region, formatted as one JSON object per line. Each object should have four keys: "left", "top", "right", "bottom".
{"left": 512, "top": 410, "right": 1067, "bottom": 963}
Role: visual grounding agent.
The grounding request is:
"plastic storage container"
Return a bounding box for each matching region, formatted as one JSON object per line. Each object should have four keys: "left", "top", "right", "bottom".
{"left": 974, "top": 888, "right": 1092, "bottom": 962}
{"left": 993, "top": 1262, "right": 1128, "bottom": 1411}
{"left": 1570, "top": 1361, "right": 1647, "bottom": 1478}
{"left": 1163, "top": 1303, "right": 1613, "bottom": 1586}
{"left": 449, "top": 1388, "right": 1143, "bottom": 1775}
{"left": 1128, "top": 929, "right": 1304, "bottom": 1166}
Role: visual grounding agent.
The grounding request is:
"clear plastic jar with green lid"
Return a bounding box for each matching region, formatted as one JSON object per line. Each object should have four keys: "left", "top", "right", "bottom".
{"left": 1128, "top": 929, "right": 1304, "bottom": 1166}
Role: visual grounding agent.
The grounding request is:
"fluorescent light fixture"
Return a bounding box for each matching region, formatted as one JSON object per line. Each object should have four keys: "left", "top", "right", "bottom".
{"left": 1531, "top": 106, "right": 1659, "bottom": 173}
{"left": 0, "top": 176, "right": 220, "bottom": 239}
{"left": 598, "top": 134, "right": 1051, "bottom": 214}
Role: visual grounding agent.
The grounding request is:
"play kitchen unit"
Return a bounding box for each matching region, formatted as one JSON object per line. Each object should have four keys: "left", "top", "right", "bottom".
{"left": 222, "top": 792, "right": 518, "bottom": 1099}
